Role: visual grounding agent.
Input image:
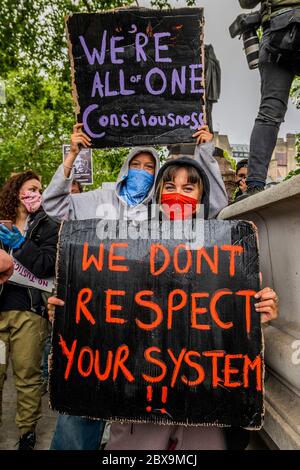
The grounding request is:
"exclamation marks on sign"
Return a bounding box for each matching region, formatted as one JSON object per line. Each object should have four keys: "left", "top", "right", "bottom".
{"left": 146, "top": 385, "right": 153, "bottom": 413}
{"left": 161, "top": 386, "right": 168, "bottom": 414}
{"left": 146, "top": 386, "right": 168, "bottom": 414}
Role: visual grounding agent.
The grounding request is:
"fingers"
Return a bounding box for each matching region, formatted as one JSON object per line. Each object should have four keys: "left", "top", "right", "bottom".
{"left": 192, "top": 124, "right": 210, "bottom": 137}
{"left": 72, "top": 123, "right": 92, "bottom": 148}
{"left": 47, "top": 297, "right": 64, "bottom": 324}
{"left": 255, "top": 299, "right": 276, "bottom": 308}
{"left": 255, "top": 288, "right": 277, "bottom": 302}
{"left": 260, "top": 312, "right": 275, "bottom": 323}
{"left": 192, "top": 132, "right": 212, "bottom": 145}
{"left": 0, "top": 269, "right": 13, "bottom": 284}
{"left": 195, "top": 124, "right": 209, "bottom": 132}
{"left": 239, "top": 180, "right": 247, "bottom": 192}
{"left": 48, "top": 309, "right": 54, "bottom": 324}
{"left": 254, "top": 288, "right": 278, "bottom": 323}
{"left": 0, "top": 225, "right": 11, "bottom": 234}
{"left": 73, "top": 123, "right": 84, "bottom": 132}
{"left": 71, "top": 133, "right": 91, "bottom": 148}
{"left": 192, "top": 125, "right": 213, "bottom": 145}
{"left": 48, "top": 296, "right": 64, "bottom": 306}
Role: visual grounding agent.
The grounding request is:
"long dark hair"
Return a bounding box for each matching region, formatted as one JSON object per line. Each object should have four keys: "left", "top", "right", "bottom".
{"left": 0, "top": 171, "right": 40, "bottom": 222}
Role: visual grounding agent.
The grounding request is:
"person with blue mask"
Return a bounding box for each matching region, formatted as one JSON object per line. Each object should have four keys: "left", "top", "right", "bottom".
{"left": 119, "top": 152, "right": 156, "bottom": 207}
{"left": 43, "top": 126, "right": 160, "bottom": 451}
{"left": 43, "top": 123, "right": 228, "bottom": 450}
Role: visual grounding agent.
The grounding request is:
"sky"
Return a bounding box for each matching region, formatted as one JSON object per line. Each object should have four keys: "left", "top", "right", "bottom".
{"left": 140, "top": 0, "right": 299, "bottom": 144}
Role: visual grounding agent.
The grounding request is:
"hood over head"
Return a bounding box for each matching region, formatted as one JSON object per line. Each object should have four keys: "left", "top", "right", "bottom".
{"left": 116, "top": 147, "right": 160, "bottom": 206}
{"left": 155, "top": 156, "right": 210, "bottom": 219}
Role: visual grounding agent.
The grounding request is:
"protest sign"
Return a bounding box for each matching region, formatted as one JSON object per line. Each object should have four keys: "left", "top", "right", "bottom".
{"left": 9, "top": 258, "right": 54, "bottom": 293}
{"left": 63, "top": 145, "right": 93, "bottom": 185}
{"left": 66, "top": 8, "right": 205, "bottom": 148}
{"left": 50, "top": 219, "right": 263, "bottom": 428}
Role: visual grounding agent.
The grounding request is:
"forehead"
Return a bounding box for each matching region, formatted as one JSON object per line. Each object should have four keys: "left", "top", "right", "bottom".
{"left": 22, "top": 178, "right": 41, "bottom": 188}
{"left": 165, "top": 167, "right": 191, "bottom": 182}
{"left": 163, "top": 165, "right": 201, "bottom": 184}
{"left": 131, "top": 152, "right": 155, "bottom": 162}
{"left": 237, "top": 166, "right": 248, "bottom": 174}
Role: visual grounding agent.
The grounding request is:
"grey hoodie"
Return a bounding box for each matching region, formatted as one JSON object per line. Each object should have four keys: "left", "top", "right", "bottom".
{"left": 42, "top": 144, "right": 227, "bottom": 221}
{"left": 42, "top": 147, "right": 159, "bottom": 222}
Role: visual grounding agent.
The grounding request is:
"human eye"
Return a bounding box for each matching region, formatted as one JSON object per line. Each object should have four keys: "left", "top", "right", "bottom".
{"left": 184, "top": 185, "right": 195, "bottom": 192}
{"left": 146, "top": 163, "right": 154, "bottom": 170}
{"left": 164, "top": 183, "right": 175, "bottom": 191}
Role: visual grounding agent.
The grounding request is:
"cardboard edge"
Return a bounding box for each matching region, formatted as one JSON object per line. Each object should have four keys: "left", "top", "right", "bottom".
{"left": 199, "top": 15, "right": 207, "bottom": 127}
{"left": 65, "top": 14, "right": 80, "bottom": 118}
{"left": 48, "top": 220, "right": 65, "bottom": 410}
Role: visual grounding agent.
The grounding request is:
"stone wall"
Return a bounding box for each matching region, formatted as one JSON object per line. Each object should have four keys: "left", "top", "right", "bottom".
{"left": 219, "top": 175, "right": 300, "bottom": 450}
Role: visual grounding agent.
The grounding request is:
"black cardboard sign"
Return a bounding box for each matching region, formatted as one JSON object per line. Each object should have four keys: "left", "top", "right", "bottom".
{"left": 50, "top": 219, "right": 263, "bottom": 429}
{"left": 66, "top": 8, "right": 205, "bottom": 148}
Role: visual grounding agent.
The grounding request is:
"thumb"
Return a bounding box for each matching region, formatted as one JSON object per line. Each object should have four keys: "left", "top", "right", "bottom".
{"left": 0, "top": 225, "right": 10, "bottom": 234}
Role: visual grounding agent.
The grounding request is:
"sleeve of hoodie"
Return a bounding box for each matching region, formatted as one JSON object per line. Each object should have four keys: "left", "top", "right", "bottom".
{"left": 194, "top": 142, "right": 228, "bottom": 218}
{"left": 13, "top": 217, "right": 59, "bottom": 278}
{"left": 42, "top": 164, "right": 76, "bottom": 221}
{"left": 239, "top": 0, "right": 261, "bottom": 9}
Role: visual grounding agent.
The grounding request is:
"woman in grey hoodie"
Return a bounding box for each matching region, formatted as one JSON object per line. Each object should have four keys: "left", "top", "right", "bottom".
{"left": 44, "top": 124, "right": 228, "bottom": 450}
{"left": 43, "top": 124, "right": 228, "bottom": 223}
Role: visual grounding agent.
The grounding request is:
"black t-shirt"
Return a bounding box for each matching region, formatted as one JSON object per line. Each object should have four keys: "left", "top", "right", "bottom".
{"left": 0, "top": 283, "right": 31, "bottom": 312}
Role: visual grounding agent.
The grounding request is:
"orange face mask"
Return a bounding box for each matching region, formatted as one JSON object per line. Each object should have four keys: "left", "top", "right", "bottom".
{"left": 161, "top": 193, "right": 198, "bottom": 220}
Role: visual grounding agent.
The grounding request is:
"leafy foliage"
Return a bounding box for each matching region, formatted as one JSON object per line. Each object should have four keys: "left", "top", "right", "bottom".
{"left": 151, "top": 0, "right": 195, "bottom": 8}
{"left": 285, "top": 132, "right": 300, "bottom": 180}
{"left": 0, "top": 1, "right": 133, "bottom": 77}
{"left": 223, "top": 149, "right": 236, "bottom": 171}
{"left": 285, "top": 77, "right": 300, "bottom": 180}
{"left": 0, "top": 0, "right": 182, "bottom": 189}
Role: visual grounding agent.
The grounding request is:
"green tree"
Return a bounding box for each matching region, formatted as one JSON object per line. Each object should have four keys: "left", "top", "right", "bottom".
{"left": 0, "top": 68, "right": 73, "bottom": 187}
{"left": 0, "top": 1, "right": 133, "bottom": 77}
{"left": 0, "top": 0, "right": 194, "bottom": 188}
{"left": 285, "top": 77, "right": 300, "bottom": 180}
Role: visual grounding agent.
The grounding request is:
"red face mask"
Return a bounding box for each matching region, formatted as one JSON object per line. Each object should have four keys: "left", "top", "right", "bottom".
{"left": 161, "top": 193, "right": 198, "bottom": 220}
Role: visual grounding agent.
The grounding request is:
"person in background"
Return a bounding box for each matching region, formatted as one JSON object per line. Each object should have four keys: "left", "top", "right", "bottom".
{"left": 234, "top": 159, "right": 248, "bottom": 200}
{"left": 0, "top": 171, "right": 58, "bottom": 450}
{"left": 0, "top": 250, "right": 13, "bottom": 285}
{"left": 237, "top": 0, "right": 300, "bottom": 199}
{"left": 71, "top": 179, "right": 83, "bottom": 194}
{"left": 105, "top": 155, "right": 279, "bottom": 451}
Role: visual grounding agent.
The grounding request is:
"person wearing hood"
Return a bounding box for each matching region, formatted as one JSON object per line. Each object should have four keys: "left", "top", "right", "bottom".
{"left": 44, "top": 124, "right": 160, "bottom": 451}
{"left": 42, "top": 124, "right": 160, "bottom": 223}
{"left": 42, "top": 124, "right": 228, "bottom": 222}
{"left": 44, "top": 123, "right": 228, "bottom": 450}
{"left": 104, "top": 156, "right": 279, "bottom": 451}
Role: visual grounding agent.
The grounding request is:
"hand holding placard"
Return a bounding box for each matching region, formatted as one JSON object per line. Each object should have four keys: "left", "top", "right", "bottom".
{"left": 63, "top": 124, "right": 91, "bottom": 178}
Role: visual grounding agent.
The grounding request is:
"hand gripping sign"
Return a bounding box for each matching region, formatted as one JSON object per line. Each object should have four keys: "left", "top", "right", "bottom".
{"left": 50, "top": 219, "right": 263, "bottom": 429}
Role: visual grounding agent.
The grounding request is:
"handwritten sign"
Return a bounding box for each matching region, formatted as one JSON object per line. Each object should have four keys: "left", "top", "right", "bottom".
{"left": 50, "top": 219, "right": 263, "bottom": 429}
{"left": 66, "top": 8, "right": 205, "bottom": 148}
{"left": 9, "top": 258, "right": 54, "bottom": 293}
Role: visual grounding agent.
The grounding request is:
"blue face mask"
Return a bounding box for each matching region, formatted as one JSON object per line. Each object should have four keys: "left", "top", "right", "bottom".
{"left": 119, "top": 168, "right": 155, "bottom": 207}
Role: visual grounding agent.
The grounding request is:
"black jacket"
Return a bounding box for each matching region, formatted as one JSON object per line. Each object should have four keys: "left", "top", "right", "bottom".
{"left": 0, "top": 210, "right": 59, "bottom": 317}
